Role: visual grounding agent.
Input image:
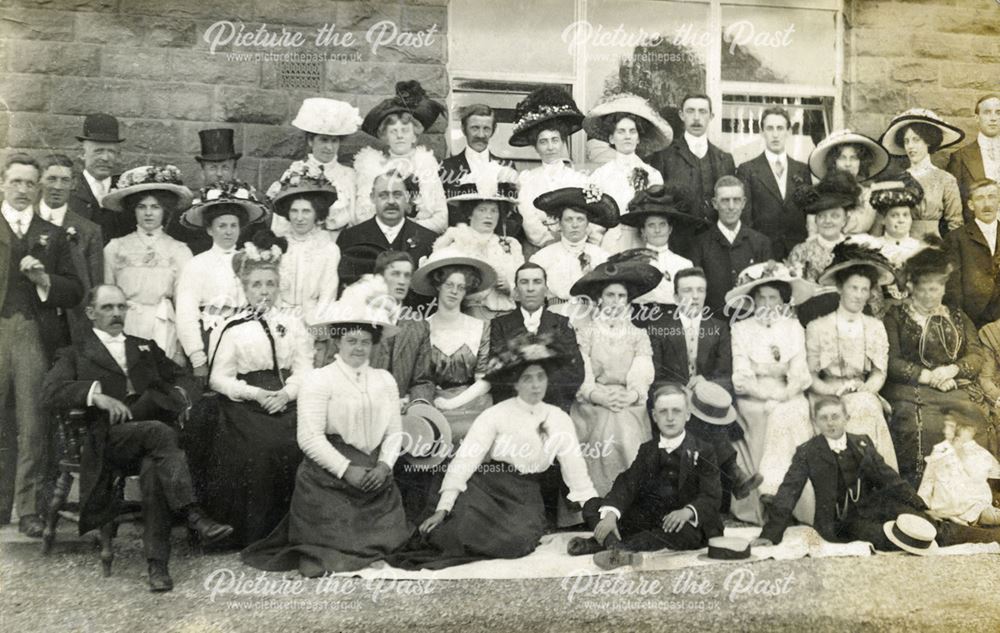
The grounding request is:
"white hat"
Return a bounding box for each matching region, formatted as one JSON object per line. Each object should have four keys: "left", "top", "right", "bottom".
{"left": 291, "top": 98, "right": 363, "bottom": 137}
{"left": 879, "top": 108, "right": 965, "bottom": 156}
{"left": 311, "top": 275, "right": 399, "bottom": 339}
{"left": 583, "top": 93, "right": 674, "bottom": 153}
{"left": 883, "top": 514, "right": 939, "bottom": 556}
{"left": 724, "top": 261, "right": 820, "bottom": 307}
{"left": 808, "top": 129, "right": 890, "bottom": 180}
{"left": 103, "top": 165, "right": 193, "bottom": 213}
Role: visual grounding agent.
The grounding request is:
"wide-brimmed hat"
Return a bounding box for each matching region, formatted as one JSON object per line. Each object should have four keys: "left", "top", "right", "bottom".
{"left": 868, "top": 175, "right": 925, "bottom": 213}
{"left": 569, "top": 254, "right": 662, "bottom": 302}
{"left": 880, "top": 108, "right": 965, "bottom": 156}
{"left": 400, "top": 402, "right": 453, "bottom": 470}
{"left": 690, "top": 381, "right": 737, "bottom": 426}
{"left": 902, "top": 245, "right": 952, "bottom": 283}
{"left": 808, "top": 129, "right": 889, "bottom": 180}
{"left": 183, "top": 180, "right": 268, "bottom": 228}
{"left": 196, "top": 128, "right": 242, "bottom": 162}
{"left": 509, "top": 86, "right": 585, "bottom": 148}
{"left": 583, "top": 93, "right": 674, "bottom": 153}
{"left": 102, "top": 165, "right": 193, "bottom": 213}
{"left": 533, "top": 185, "right": 620, "bottom": 229}
{"left": 313, "top": 276, "right": 400, "bottom": 340}
{"left": 410, "top": 251, "right": 497, "bottom": 297}
{"left": 76, "top": 113, "right": 124, "bottom": 143}
{"left": 724, "top": 261, "right": 819, "bottom": 306}
{"left": 883, "top": 514, "right": 939, "bottom": 555}
{"left": 482, "top": 332, "right": 564, "bottom": 383}
{"left": 362, "top": 80, "right": 446, "bottom": 137}
{"left": 446, "top": 180, "right": 518, "bottom": 217}
{"left": 817, "top": 239, "right": 897, "bottom": 287}
{"left": 292, "top": 98, "right": 363, "bottom": 137}
{"left": 619, "top": 185, "right": 705, "bottom": 229}
{"left": 269, "top": 163, "right": 339, "bottom": 218}
{"left": 696, "top": 536, "right": 759, "bottom": 563}
{"left": 794, "top": 171, "right": 862, "bottom": 215}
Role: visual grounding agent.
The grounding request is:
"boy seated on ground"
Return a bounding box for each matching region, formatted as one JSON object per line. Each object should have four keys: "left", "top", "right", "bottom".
{"left": 567, "top": 383, "right": 724, "bottom": 569}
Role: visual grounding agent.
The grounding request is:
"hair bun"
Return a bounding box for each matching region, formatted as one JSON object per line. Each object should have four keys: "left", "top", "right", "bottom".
{"left": 248, "top": 228, "right": 288, "bottom": 255}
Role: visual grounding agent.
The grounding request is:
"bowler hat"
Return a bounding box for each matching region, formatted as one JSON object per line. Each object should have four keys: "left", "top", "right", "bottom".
{"left": 196, "top": 128, "right": 242, "bottom": 162}
{"left": 76, "top": 113, "right": 124, "bottom": 143}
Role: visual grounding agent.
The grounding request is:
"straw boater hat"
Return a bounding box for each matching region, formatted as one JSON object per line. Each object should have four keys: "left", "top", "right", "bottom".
{"left": 696, "top": 536, "right": 759, "bottom": 563}
{"left": 724, "top": 261, "right": 819, "bottom": 307}
{"left": 410, "top": 250, "right": 498, "bottom": 297}
{"left": 618, "top": 185, "right": 705, "bottom": 229}
{"left": 879, "top": 108, "right": 965, "bottom": 156}
{"left": 268, "top": 163, "right": 339, "bottom": 218}
{"left": 817, "top": 239, "right": 897, "bottom": 287}
{"left": 883, "top": 514, "right": 939, "bottom": 556}
{"left": 196, "top": 128, "right": 241, "bottom": 162}
{"left": 569, "top": 252, "right": 663, "bottom": 302}
{"left": 583, "top": 93, "right": 674, "bottom": 153}
{"left": 362, "top": 80, "right": 446, "bottom": 138}
{"left": 868, "top": 176, "right": 925, "bottom": 214}
{"left": 313, "top": 275, "right": 400, "bottom": 340}
{"left": 103, "top": 165, "right": 193, "bottom": 213}
{"left": 533, "top": 184, "right": 620, "bottom": 229}
{"left": 291, "top": 98, "right": 363, "bottom": 137}
{"left": 76, "top": 113, "right": 124, "bottom": 143}
{"left": 182, "top": 180, "right": 268, "bottom": 228}
{"left": 400, "top": 402, "right": 452, "bottom": 470}
{"left": 689, "top": 381, "right": 737, "bottom": 426}
{"left": 508, "top": 86, "right": 585, "bottom": 148}
{"left": 794, "top": 170, "right": 862, "bottom": 216}
{"left": 808, "top": 129, "right": 890, "bottom": 180}
{"left": 482, "top": 332, "right": 564, "bottom": 383}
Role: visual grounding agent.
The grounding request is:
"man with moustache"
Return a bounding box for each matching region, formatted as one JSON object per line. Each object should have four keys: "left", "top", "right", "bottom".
{"left": 736, "top": 106, "right": 811, "bottom": 259}
{"left": 647, "top": 94, "right": 736, "bottom": 257}
{"left": 690, "top": 176, "right": 773, "bottom": 317}
{"left": 944, "top": 179, "right": 1000, "bottom": 328}
{"left": 948, "top": 94, "right": 1000, "bottom": 216}
{"left": 0, "top": 153, "right": 84, "bottom": 534}
{"left": 439, "top": 105, "right": 520, "bottom": 236}
{"left": 68, "top": 114, "right": 129, "bottom": 243}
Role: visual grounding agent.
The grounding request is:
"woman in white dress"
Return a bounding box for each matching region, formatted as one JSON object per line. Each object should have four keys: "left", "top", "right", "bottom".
{"left": 806, "top": 130, "right": 889, "bottom": 236}
{"left": 510, "top": 86, "right": 590, "bottom": 254}
{"left": 582, "top": 94, "right": 672, "bottom": 254}
{"left": 102, "top": 165, "right": 194, "bottom": 364}
{"left": 269, "top": 98, "right": 363, "bottom": 240}
{"left": 354, "top": 80, "right": 448, "bottom": 233}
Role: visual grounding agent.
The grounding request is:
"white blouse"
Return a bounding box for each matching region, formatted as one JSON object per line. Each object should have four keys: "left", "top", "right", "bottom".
{"left": 529, "top": 239, "right": 609, "bottom": 301}
{"left": 517, "top": 161, "right": 588, "bottom": 248}
{"left": 634, "top": 245, "right": 692, "bottom": 305}
{"left": 590, "top": 152, "right": 664, "bottom": 254}
{"left": 296, "top": 358, "right": 403, "bottom": 478}
{"left": 278, "top": 229, "right": 341, "bottom": 325}
{"left": 432, "top": 226, "right": 524, "bottom": 313}
{"left": 208, "top": 313, "right": 315, "bottom": 401}
{"left": 175, "top": 245, "right": 245, "bottom": 368}
{"left": 436, "top": 397, "right": 598, "bottom": 512}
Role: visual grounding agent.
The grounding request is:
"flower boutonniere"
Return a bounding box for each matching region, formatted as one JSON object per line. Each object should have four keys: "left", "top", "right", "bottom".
{"left": 65, "top": 226, "right": 79, "bottom": 244}
{"left": 628, "top": 167, "right": 649, "bottom": 193}
{"left": 276, "top": 324, "right": 286, "bottom": 337}
{"left": 30, "top": 233, "right": 50, "bottom": 259}
{"left": 686, "top": 449, "right": 700, "bottom": 466}
{"left": 405, "top": 237, "right": 418, "bottom": 250}
{"left": 498, "top": 236, "right": 511, "bottom": 255}
{"left": 138, "top": 344, "right": 150, "bottom": 352}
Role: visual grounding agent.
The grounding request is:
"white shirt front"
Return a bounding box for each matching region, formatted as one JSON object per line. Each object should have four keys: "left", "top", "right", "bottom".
{"left": 83, "top": 170, "right": 111, "bottom": 205}
{"left": 979, "top": 132, "right": 1000, "bottom": 183}
{"left": 463, "top": 146, "right": 491, "bottom": 172}
{"left": 38, "top": 201, "right": 68, "bottom": 227}
{"left": 2, "top": 200, "right": 33, "bottom": 237}
{"left": 825, "top": 434, "right": 848, "bottom": 454}
{"left": 521, "top": 307, "right": 543, "bottom": 334}
{"left": 658, "top": 431, "right": 686, "bottom": 452}
{"left": 717, "top": 221, "right": 741, "bottom": 245}
{"left": 764, "top": 148, "right": 788, "bottom": 198}
{"left": 86, "top": 328, "right": 134, "bottom": 404}
{"left": 678, "top": 313, "right": 701, "bottom": 376}
{"left": 685, "top": 132, "right": 708, "bottom": 159}
{"left": 375, "top": 217, "right": 404, "bottom": 245}
{"left": 975, "top": 218, "right": 999, "bottom": 255}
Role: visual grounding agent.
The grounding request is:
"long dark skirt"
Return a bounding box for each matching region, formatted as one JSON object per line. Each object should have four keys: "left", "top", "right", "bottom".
{"left": 387, "top": 462, "right": 547, "bottom": 570}
{"left": 201, "top": 395, "right": 301, "bottom": 547}
{"left": 241, "top": 437, "right": 410, "bottom": 577}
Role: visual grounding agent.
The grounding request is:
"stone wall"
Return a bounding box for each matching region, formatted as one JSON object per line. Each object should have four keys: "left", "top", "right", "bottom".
{"left": 844, "top": 0, "right": 1000, "bottom": 167}
{"left": 0, "top": 0, "right": 448, "bottom": 191}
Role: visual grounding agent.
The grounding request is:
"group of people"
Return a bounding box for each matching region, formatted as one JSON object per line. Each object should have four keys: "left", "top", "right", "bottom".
{"left": 3, "top": 81, "right": 1000, "bottom": 590}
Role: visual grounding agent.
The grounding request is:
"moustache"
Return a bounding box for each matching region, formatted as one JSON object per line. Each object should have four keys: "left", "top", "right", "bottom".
{"left": 110, "top": 318, "right": 124, "bottom": 325}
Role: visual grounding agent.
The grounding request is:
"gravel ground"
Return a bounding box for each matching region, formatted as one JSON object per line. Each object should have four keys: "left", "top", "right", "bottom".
{"left": 2, "top": 525, "right": 999, "bottom": 633}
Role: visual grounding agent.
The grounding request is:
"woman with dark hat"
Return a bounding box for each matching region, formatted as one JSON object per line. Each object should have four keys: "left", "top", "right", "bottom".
{"left": 430, "top": 178, "right": 524, "bottom": 319}
{"left": 269, "top": 98, "right": 362, "bottom": 238}
{"left": 583, "top": 94, "right": 671, "bottom": 254}
{"left": 568, "top": 255, "right": 660, "bottom": 495}
{"left": 882, "top": 244, "right": 990, "bottom": 489}
{"left": 241, "top": 293, "right": 408, "bottom": 576}
{"left": 725, "top": 261, "right": 818, "bottom": 524}
{"left": 103, "top": 165, "right": 194, "bottom": 364}
{"left": 354, "top": 80, "right": 449, "bottom": 233}
{"left": 267, "top": 164, "right": 341, "bottom": 328}
{"left": 410, "top": 252, "right": 498, "bottom": 439}
{"left": 806, "top": 242, "right": 899, "bottom": 469}
{"left": 512, "top": 86, "right": 590, "bottom": 251}
{"left": 880, "top": 108, "right": 965, "bottom": 239}
{"left": 527, "top": 185, "right": 618, "bottom": 317}
{"left": 175, "top": 181, "right": 269, "bottom": 379}
{"left": 867, "top": 175, "right": 928, "bottom": 269}
{"left": 806, "top": 129, "right": 890, "bottom": 236}
{"left": 201, "top": 230, "right": 314, "bottom": 546}
{"left": 389, "top": 333, "right": 598, "bottom": 569}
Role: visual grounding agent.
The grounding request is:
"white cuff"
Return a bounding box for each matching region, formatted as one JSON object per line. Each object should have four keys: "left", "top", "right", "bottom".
{"left": 190, "top": 351, "right": 207, "bottom": 368}
{"left": 598, "top": 506, "right": 621, "bottom": 521}
{"left": 685, "top": 504, "right": 699, "bottom": 528}
{"left": 436, "top": 490, "right": 460, "bottom": 514}
{"left": 86, "top": 381, "right": 102, "bottom": 407}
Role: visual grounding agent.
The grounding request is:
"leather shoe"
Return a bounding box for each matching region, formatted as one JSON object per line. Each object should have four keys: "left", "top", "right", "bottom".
{"left": 567, "top": 536, "right": 605, "bottom": 556}
{"left": 18, "top": 514, "right": 44, "bottom": 538}
{"left": 148, "top": 560, "right": 174, "bottom": 592}
{"left": 732, "top": 472, "right": 764, "bottom": 500}
{"left": 593, "top": 546, "right": 638, "bottom": 571}
{"left": 186, "top": 508, "right": 234, "bottom": 546}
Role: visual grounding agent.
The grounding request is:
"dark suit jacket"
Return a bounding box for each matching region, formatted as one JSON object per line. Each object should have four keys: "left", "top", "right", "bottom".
{"left": 68, "top": 172, "right": 130, "bottom": 244}
{"left": 439, "top": 151, "right": 522, "bottom": 238}
{"left": 369, "top": 318, "right": 435, "bottom": 404}
{"left": 60, "top": 210, "right": 104, "bottom": 341}
{"left": 736, "top": 153, "right": 810, "bottom": 260}
{"left": 41, "top": 331, "right": 197, "bottom": 533}
{"left": 647, "top": 137, "right": 736, "bottom": 226}
{"left": 598, "top": 434, "right": 724, "bottom": 540}
{"left": 760, "top": 433, "right": 926, "bottom": 544}
{"left": 489, "top": 307, "right": 584, "bottom": 410}
{"left": 644, "top": 312, "right": 733, "bottom": 394}
{"left": 691, "top": 224, "right": 773, "bottom": 316}
{"left": 944, "top": 221, "right": 1000, "bottom": 327}
{"left": 336, "top": 218, "right": 437, "bottom": 290}
{"left": 946, "top": 140, "right": 986, "bottom": 223}
{"left": 0, "top": 212, "right": 84, "bottom": 361}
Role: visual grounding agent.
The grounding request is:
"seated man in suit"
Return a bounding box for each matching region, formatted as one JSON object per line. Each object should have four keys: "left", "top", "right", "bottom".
{"left": 753, "top": 395, "right": 1000, "bottom": 550}
{"left": 42, "top": 284, "right": 233, "bottom": 592}
{"left": 568, "top": 383, "right": 724, "bottom": 569}
{"left": 947, "top": 94, "right": 1000, "bottom": 214}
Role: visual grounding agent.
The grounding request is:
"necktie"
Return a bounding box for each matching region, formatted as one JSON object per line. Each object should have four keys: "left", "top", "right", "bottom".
{"left": 15, "top": 215, "right": 27, "bottom": 239}
{"left": 773, "top": 160, "right": 784, "bottom": 180}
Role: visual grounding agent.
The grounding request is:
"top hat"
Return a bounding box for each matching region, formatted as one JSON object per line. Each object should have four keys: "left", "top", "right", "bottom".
{"left": 808, "top": 129, "right": 889, "bottom": 180}
{"left": 362, "top": 80, "right": 446, "bottom": 138}
{"left": 196, "top": 129, "right": 242, "bottom": 162}
{"left": 76, "top": 113, "right": 124, "bottom": 143}
{"left": 583, "top": 93, "right": 674, "bottom": 153}
{"left": 689, "top": 381, "right": 737, "bottom": 426}
{"left": 883, "top": 514, "right": 939, "bottom": 555}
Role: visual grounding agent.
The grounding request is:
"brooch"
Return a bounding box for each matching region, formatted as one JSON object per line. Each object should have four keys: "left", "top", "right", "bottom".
{"left": 770, "top": 345, "right": 782, "bottom": 362}
{"left": 276, "top": 324, "right": 286, "bottom": 337}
